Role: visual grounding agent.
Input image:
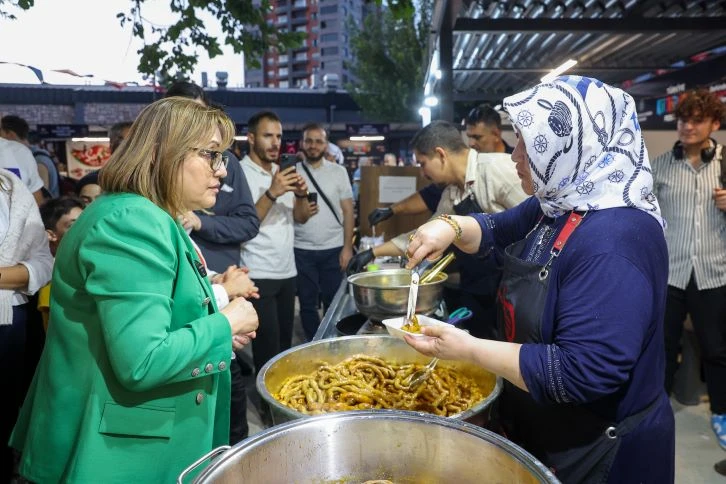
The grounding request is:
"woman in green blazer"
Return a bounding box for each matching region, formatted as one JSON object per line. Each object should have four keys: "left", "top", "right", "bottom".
{"left": 11, "top": 97, "right": 259, "bottom": 483}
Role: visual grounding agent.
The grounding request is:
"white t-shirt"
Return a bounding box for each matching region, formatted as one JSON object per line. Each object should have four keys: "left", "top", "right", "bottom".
{"left": 0, "top": 138, "right": 44, "bottom": 194}
{"left": 239, "top": 156, "right": 296, "bottom": 280}
{"left": 294, "top": 159, "right": 353, "bottom": 250}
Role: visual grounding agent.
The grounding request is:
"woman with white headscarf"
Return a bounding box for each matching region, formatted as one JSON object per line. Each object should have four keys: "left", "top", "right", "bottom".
{"left": 404, "top": 77, "right": 674, "bottom": 483}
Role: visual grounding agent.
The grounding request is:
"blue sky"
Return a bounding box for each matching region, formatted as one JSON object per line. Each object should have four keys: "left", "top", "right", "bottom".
{"left": 0, "top": 0, "right": 245, "bottom": 86}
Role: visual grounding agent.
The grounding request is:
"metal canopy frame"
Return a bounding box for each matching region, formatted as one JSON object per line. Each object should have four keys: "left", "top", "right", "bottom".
{"left": 424, "top": 0, "right": 726, "bottom": 122}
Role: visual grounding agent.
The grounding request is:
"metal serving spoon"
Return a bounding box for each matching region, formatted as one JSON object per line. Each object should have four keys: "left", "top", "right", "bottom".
{"left": 404, "top": 272, "right": 420, "bottom": 328}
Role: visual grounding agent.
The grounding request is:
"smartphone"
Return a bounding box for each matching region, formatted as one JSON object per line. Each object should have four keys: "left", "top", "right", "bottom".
{"left": 279, "top": 154, "right": 298, "bottom": 172}
{"left": 307, "top": 192, "right": 318, "bottom": 204}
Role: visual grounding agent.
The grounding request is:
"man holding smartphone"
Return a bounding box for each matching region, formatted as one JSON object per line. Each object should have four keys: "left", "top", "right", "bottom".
{"left": 293, "top": 122, "right": 354, "bottom": 340}
{"left": 239, "top": 111, "right": 315, "bottom": 423}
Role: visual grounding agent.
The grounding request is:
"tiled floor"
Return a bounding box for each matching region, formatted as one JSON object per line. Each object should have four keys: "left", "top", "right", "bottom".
{"left": 241, "top": 310, "right": 726, "bottom": 482}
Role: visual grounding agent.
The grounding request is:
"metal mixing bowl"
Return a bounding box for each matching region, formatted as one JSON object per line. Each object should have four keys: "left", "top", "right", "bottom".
{"left": 182, "top": 411, "right": 559, "bottom": 483}
{"left": 347, "top": 268, "right": 447, "bottom": 322}
{"left": 256, "top": 335, "right": 502, "bottom": 426}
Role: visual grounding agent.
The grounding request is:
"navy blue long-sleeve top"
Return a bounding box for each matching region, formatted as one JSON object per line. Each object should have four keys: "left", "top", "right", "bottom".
{"left": 191, "top": 151, "right": 260, "bottom": 273}
{"left": 472, "top": 196, "right": 668, "bottom": 421}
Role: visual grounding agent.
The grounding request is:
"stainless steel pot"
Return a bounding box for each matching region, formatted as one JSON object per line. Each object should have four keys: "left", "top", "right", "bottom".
{"left": 347, "top": 269, "right": 446, "bottom": 322}
{"left": 180, "top": 411, "right": 559, "bottom": 483}
{"left": 256, "top": 335, "right": 502, "bottom": 426}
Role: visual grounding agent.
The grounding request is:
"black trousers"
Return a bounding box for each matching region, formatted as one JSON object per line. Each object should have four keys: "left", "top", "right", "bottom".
{"left": 1, "top": 304, "right": 28, "bottom": 482}
{"left": 228, "top": 356, "right": 248, "bottom": 445}
{"left": 663, "top": 275, "right": 726, "bottom": 414}
{"left": 249, "top": 277, "right": 297, "bottom": 377}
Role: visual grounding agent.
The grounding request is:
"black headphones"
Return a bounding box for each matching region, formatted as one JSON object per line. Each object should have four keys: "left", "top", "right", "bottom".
{"left": 672, "top": 138, "right": 718, "bottom": 162}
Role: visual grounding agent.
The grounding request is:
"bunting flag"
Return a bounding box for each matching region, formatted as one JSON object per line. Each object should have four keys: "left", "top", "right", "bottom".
{"left": 0, "top": 60, "right": 150, "bottom": 89}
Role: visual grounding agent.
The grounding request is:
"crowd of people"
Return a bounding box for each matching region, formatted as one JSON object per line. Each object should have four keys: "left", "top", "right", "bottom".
{"left": 0, "top": 77, "right": 723, "bottom": 482}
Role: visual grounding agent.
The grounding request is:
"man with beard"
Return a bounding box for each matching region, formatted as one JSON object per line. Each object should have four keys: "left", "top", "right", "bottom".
{"left": 293, "top": 123, "right": 354, "bottom": 340}
{"left": 239, "top": 111, "right": 314, "bottom": 423}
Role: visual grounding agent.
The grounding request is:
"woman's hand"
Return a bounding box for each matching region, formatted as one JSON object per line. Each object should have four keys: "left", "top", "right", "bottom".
{"left": 232, "top": 331, "right": 256, "bottom": 351}
{"left": 404, "top": 218, "right": 458, "bottom": 269}
{"left": 216, "top": 266, "right": 259, "bottom": 299}
{"left": 221, "top": 297, "right": 259, "bottom": 336}
{"left": 179, "top": 211, "right": 202, "bottom": 231}
{"left": 403, "top": 324, "right": 476, "bottom": 362}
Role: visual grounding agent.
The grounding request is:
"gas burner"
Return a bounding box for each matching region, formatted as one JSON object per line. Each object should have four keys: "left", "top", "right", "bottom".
{"left": 335, "top": 313, "right": 388, "bottom": 336}
{"left": 356, "top": 319, "right": 388, "bottom": 335}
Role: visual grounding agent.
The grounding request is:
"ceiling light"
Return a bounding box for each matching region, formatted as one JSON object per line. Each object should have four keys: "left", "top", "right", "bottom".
{"left": 424, "top": 96, "right": 439, "bottom": 107}
{"left": 71, "top": 137, "right": 109, "bottom": 142}
{"left": 234, "top": 135, "right": 248, "bottom": 141}
{"left": 540, "top": 59, "right": 578, "bottom": 83}
{"left": 350, "top": 136, "right": 385, "bottom": 141}
{"left": 418, "top": 106, "right": 432, "bottom": 127}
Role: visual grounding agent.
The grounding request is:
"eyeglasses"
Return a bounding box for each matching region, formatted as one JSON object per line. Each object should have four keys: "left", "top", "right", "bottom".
{"left": 191, "top": 148, "right": 229, "bottom": 172}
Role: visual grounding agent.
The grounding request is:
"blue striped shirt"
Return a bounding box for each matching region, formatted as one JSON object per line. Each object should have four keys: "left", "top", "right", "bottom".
{"left": 651, "top": 145, "right": 726, "bottom": 290}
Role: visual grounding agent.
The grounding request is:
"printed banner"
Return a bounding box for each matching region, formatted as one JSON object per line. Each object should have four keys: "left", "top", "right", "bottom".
{"left": 65, "top": 140, "right": 111, "bottom": 180}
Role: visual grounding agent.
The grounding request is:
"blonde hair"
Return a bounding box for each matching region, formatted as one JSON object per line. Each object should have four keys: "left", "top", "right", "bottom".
{"left": 100, "top": 97, "right": 235, "bottom": 216}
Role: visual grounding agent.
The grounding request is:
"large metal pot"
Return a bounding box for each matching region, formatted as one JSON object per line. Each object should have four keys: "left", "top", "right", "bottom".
{"left": 347, "top": 269, "right": 446, "bottom": 322}
{"left": 180, "top": 411, "right": 559, "bottom": 483}
{"left": 256, "top": 335, "right": 502, "bottom": 426}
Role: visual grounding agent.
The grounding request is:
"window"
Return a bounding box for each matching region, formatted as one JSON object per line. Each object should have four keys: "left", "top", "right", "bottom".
{"left": 279, "top": 67, "right": 288, "bottom": 76}
{"left": 322, "top": 46, "right": 339, "bottom": 56}
{"left": 279, "top": 54, "right": 289, "bottom": 63}
{"left": 321, "top": 33, "right": 337, "bottom": 42}
{"left": 277, "top": 14, "right": 288, "bottom": 24}
{"left": 279, "top": 80, "right": 289, "bottom": 88}
{"left": 320, "top": 5, "right": 337, "bottom": 14}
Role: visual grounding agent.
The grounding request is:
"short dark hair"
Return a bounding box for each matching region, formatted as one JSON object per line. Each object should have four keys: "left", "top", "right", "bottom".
{"left": 302, "top": 122, "right": 327, "bottom": 139}
{"left": 165, "top": 80, "right": 210, "bottom": 105}
{"left": 108, "top": 121, "right": 133, "bottom": 153}
{"left": 410, "top": 120, "right": 468, "bottom": 156}
{"left": 1, "top": 114, "right": 30, "bottom": 140}
{"left": 465, "top": 104, "right": 502, "bottom": 130}
{"left": 675, "top": 89, "right": 725, "bottom": 123}
{"left": 76, "top": 170, "right": 100, "bottom": 195}
{"left": 39, "top": 195, "right": 84, "bottom": 231}
{"left": 247, "top": 111, "right": 281, "bottom": 135}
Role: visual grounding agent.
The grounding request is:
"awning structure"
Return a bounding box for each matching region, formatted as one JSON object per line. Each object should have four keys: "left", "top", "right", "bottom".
{"left": 423, "top": 0, "right": 726, "bottom": 123}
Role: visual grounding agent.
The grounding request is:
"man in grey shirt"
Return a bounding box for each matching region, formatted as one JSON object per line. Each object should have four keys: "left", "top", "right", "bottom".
{"left": 294, "top": 123, "right": 354, "bottom": 340}
{"left": 651, "top": 88, "right": 726, "bottom": 451}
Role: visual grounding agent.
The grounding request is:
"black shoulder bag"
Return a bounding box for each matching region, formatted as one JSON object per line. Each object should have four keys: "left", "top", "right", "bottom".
{"left": 300, "top": 162, "right": 343, "bottom": 226}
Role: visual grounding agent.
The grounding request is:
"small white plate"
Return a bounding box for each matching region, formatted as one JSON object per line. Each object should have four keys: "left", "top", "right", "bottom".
{"left": 382, "top": 314, "right": 449, "bottom": 340}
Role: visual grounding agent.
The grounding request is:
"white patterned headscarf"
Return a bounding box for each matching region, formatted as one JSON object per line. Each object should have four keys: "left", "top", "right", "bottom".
{"left": 503, "top": 76, "right": 664, "bottom": 227}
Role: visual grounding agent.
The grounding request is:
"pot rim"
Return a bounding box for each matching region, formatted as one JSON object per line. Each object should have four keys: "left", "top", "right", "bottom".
{"left": 191, "top": 411, "right": 559, "bottom": 484}
{"left": 255, "top": 335, "right": 503, "bottom": 422}
{"left": 347, "top": 268, "right": 447, "bottom": 287}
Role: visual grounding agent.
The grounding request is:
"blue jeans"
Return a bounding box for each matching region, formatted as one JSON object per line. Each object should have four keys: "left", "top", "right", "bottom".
{"left": 295, "top": 247, "right": 344, "bottom": 340}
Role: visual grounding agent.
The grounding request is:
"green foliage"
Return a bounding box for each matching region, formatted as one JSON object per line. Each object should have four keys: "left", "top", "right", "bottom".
{"left": 117, "top": 0, "right": 306, "bottom": 81}
{"left": 0, "top": 0, "right": 34, "bottom": 20}
{"left": 345, "top": 0, "right": 430, "bottom": 122}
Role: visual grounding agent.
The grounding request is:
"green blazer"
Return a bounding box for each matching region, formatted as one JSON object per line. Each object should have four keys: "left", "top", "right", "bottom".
{"left": 11, "top": 193, "right": 233, "bottom": 483}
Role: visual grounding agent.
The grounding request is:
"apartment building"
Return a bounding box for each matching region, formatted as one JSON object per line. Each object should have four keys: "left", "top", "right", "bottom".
{"left": 245, "top": 0, "right": 364, "bottom": 89}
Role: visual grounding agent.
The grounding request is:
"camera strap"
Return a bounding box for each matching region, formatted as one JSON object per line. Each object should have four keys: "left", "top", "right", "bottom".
{"left": 300, "top": 162, "right": 343, "bottom": 226}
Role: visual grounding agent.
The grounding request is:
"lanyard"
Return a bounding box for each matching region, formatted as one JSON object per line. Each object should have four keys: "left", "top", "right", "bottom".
{"left": 539, "top": 211, "right": 585, "bottom": 280}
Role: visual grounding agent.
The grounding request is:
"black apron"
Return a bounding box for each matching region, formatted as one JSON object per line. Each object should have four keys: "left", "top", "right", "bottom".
{"left": 496, "top": 212, "right": 657, "bottom": 484}
{"left": 452, "top": 194, "right": 502, "bottom": 339}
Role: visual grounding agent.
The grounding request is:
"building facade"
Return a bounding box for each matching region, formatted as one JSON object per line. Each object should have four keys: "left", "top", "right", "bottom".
{"left": 245, "top": 0, "right": 365, "bottom": 89}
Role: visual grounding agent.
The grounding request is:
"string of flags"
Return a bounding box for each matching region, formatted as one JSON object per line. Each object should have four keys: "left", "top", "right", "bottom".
{"left": 0, "top": 61, "right": 156, "bottom": 90}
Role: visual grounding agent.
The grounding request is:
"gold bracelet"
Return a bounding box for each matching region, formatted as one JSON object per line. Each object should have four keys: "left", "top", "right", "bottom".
{"left": 436, "top": 214, "right": 462, "bottom": 241}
